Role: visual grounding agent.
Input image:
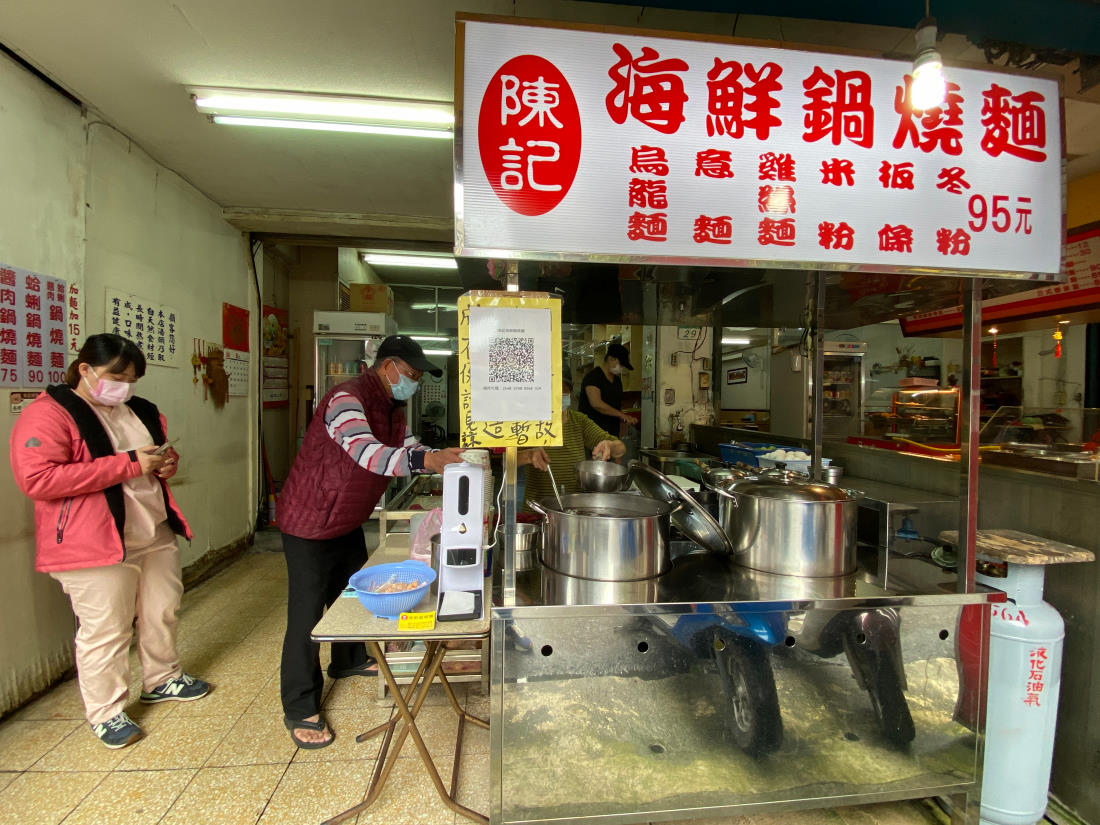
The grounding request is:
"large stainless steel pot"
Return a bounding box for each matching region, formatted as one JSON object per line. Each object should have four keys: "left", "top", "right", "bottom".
{"left": 541, "top": 566, "right": 660, "bottom": 605}
{"left": 715, "top": 474, "right": 858, "bottom": 577}
{"left": 529, "top": 493, "right": 677, "bottom": 581}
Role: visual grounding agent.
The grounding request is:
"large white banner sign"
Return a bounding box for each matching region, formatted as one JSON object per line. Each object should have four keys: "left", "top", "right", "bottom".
{"left": 457, "top": 18, "right": 1063, "bottom": 279}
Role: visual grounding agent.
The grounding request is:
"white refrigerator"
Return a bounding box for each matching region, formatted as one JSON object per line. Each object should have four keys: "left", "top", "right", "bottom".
{"left": 769, "top": 341, "right": 866, "bottom": 440}
{"left": 312, "top": 311, "right": 396, "bottom": 398}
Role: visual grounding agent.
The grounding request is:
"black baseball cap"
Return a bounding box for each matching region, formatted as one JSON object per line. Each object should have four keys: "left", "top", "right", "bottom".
{"left": 606, "top": 343, "right": 633, "bottom": 370}
{"left": 376, "top": 335, "right": 444, "bottom": 377}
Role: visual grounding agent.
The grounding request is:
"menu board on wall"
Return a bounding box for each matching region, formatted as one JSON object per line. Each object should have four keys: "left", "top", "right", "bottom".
{"left": 261, "top": 305, "right": 289, "bottom": 408}
{"left": 457, "top": 18, "right": 1062, "bottom": 279}
{"left": 0, "top": 263, "right": 74, "bottom": 388}
{"left": 105, "top": 288, "right": 180, "bottom": 368}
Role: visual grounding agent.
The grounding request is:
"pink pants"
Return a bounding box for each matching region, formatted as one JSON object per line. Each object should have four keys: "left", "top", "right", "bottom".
{"left": 51, "top": 527, "right": 183, "bottom": 725}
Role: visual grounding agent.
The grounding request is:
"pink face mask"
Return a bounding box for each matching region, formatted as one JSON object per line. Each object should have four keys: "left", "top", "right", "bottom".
{"left": 83, "top": 369, "right": 135, "bottom": 406}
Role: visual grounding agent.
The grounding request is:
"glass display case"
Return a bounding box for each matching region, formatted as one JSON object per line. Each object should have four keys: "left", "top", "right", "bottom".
{"left": 980, "top": 407, "right": 1100, "bottom": 479}
{"left": 889, "top": 387, "right": 960, "bottom": 446}
{"left": 979, "top": 406, "right": 1100, "bottom": 446}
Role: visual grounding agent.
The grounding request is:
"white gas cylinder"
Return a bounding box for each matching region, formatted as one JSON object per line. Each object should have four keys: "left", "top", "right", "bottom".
{"left": 978, "top": 562, "right": 1064, "bottom": 825}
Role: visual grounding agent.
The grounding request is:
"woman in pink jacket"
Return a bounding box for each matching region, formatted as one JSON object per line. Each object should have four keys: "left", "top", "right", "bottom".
{"left": 10, "top": 334, "right": 210, "bottom": 748}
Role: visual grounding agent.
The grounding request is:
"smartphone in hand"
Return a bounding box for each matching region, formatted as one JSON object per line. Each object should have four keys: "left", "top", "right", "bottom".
{"left": 153, "top": 438, "right": 179, "bottom": 456}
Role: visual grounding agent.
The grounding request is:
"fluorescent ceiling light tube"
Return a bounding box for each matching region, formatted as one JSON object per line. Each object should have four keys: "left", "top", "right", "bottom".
{"left": 409, "top": 335, "right": 451, "bottom": 342}
{"left": 363, "top": 253, "right": 458, "bottom": 269}
{"left": 722, "top": 337, "right": 752, "bottom": 346}
{"left": 192, "top": 86, "right": 453, "bottom": 126}
{"left": 410, "top": 303, "right": 459, "bottom": 311}
{"left": 211, "top": 116, "right": 451, "bottom": 139}
{"left": 422, "top": 349, "right": 454, "bottom": 356}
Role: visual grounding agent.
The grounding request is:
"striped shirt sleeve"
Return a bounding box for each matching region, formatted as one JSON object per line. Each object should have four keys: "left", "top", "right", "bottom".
{"left": 324, "top": 392, "right": 432, "bottom": 475}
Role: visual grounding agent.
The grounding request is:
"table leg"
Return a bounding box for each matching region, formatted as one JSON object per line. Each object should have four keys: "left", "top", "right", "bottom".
{"left": 437, "top": 667, "right": 488, "bottom": 729}
{"left": 321, "top": 640, "right": 487, "bottom": 825}
{"left": 357, "top": 643, "right": 434, "bottom": 743}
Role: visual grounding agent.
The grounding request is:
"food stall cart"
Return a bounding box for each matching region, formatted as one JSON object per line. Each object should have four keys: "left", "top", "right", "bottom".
{"left": 453, "top": 13, "right": 1064, "bottom": 825}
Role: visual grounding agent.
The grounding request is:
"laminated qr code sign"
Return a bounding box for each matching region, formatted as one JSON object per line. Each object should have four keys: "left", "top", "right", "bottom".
{"left": 488, "top": 336, "right": 536, "bottom": 383}
{"left": 458, "top": 292, "right": 562, "bottom": 448}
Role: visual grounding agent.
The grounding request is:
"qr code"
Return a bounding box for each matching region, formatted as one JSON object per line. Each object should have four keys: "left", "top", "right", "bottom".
{"left": 488, "top": 336, "right": 535, "bottom": 383}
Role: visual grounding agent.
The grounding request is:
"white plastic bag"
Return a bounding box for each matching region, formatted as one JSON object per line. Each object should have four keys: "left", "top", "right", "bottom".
{"left": 410, "top": 507, "right": 443, "bottom": 566}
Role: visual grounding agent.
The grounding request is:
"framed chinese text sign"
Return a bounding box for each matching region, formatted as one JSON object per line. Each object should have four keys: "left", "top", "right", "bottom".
{"left": 458, "top": 291, "right": 563, "bottom": 448}
{"left": 456, "top": 17, "right": 1063, "bottom": 280}
{"left": 105, "top": 289, "right": 181, "bottom": 368}
{"left": 0, "top": 263, "right": 73, "bottom": 388}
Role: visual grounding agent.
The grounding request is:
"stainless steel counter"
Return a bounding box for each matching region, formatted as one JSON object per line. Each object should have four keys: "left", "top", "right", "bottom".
{"left": 488, "top": 549, "right": 1002, "bottom": 825}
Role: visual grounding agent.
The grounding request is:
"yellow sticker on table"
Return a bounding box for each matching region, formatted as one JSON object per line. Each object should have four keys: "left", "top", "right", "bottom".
{"left": 458, "top": 291, "right": 563, "bottom": 448}
{"left": 398, "top": 611, "right": 436, "bottom": 632}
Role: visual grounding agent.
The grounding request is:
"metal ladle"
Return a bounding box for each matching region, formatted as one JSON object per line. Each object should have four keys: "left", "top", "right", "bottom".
{"left": 545, "top": 464, "right": 565, "bottom": 511}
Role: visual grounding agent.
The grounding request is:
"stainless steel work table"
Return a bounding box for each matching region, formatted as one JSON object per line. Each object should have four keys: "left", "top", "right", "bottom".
{"left": 312, "top": 543, "right": 490, "bottom": 825}
{"left": 489, "top": 547, "right": 1005, "bottom": 825}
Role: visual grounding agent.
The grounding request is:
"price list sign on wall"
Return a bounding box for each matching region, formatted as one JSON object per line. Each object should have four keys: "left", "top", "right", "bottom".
{"left": 0, "top": 263, "right": 72, "bottom": 388}
{"left": 105, "top": 289, "right": 180, "bottom": 368}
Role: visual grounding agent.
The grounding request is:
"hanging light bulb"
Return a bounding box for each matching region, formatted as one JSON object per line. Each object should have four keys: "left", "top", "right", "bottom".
{"left": 911, "top": 4, "right": 947, "bottom": 110}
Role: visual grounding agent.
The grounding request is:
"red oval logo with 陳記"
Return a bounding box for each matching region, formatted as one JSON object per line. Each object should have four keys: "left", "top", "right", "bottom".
{"left": 478, "top": 55, "right": 582, "bottom": 216}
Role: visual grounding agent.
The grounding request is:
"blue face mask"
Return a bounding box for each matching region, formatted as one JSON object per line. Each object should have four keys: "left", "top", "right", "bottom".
{"left": 385, "top": 362, "right": 420, "bottom": 400}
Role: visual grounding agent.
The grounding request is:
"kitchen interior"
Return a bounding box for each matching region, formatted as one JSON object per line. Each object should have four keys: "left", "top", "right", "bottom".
{"left": 255, "top": 235, "right": 1100, "bottom": 825}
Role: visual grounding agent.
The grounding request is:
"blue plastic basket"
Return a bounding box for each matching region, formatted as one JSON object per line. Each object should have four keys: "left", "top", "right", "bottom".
{"left": 349, "top": 561, "right": 435, "bottom": 619}
{"left": 718, "top": 442, "right": 774, "bottom": 466}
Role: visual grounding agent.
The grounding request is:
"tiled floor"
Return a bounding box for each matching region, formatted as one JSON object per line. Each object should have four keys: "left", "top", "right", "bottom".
{"left": 0, "top": 529, "right": 945, "bottom": 825}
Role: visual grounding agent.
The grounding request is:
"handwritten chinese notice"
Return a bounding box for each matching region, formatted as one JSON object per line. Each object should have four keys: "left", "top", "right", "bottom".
{"left": 0, "top": 263, "right": 74, "bottom": 388}
{"left": 105, "top": 288, "right": 180, "bottom": 368}
{"left": 457, "top": 19, "right": 1062, "bottom": 279}
{"left": 458, "top": 292, "right": 562, "bottom": 448}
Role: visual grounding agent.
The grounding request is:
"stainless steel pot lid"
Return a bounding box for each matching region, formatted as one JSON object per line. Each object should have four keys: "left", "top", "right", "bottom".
{"left": 728, "top": 476, "right": 856, "bottom": 502}
{"left": 628, "top": 461, "right": 734, "bottom": 555}
{"left": 702, "top": 465, "right": 758, "bottom": 489}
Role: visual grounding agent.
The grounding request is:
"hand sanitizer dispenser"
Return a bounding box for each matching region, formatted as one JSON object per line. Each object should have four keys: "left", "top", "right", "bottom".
{"left": 436, "top": 462, "right": 485, "bottom": 621}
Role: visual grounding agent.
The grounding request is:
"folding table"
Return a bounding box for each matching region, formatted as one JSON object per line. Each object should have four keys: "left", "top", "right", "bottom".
{"left": 312, "top": 544, "right": 490, "bottom": 824}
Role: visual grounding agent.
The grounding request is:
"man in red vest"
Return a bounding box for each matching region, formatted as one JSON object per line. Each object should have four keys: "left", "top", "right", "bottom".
{"left": 277, "top": 335, "right": 463, "bottom": 748}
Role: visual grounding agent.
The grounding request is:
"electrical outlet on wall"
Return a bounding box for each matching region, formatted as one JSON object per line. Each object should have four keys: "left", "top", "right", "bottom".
{"left": 702, "top": 357, "right": 712, "bottom": 370}
{"left": 670, "top": 352, "right": 679, "bottom": 367}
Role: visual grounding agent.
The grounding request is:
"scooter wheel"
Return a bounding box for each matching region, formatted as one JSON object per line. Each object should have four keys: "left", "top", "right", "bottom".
{"left": 714, "top": 635, "right": 783, "bottom": 757}
{"left": 869, "top": 663, "right": 916, "bottom": 746}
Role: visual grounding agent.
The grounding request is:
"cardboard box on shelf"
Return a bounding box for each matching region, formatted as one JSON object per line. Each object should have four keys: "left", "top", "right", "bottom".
{"left": 349, "top": 283, "right": 394, "bottom": 314}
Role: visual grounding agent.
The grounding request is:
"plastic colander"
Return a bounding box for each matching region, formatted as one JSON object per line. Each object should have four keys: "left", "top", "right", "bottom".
{"left": 348, "top": 561, "right": 435, "bottom": 619}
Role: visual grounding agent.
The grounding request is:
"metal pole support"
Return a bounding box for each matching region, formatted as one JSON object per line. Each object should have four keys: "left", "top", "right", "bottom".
{"left": 958, "top": 279, "right": 982, "bottom": 594}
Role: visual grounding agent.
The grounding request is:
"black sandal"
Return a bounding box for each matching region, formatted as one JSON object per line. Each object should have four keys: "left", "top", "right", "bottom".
{"left": 283, "top": 715, "right": 334, "bottom": 749}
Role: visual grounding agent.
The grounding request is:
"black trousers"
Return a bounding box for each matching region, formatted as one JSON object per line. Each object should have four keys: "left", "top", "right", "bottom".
{"left": 280, "top": 527, "right": 371, "bottom": 721}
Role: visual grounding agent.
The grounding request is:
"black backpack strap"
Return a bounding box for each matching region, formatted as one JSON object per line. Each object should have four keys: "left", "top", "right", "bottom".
{"left": 44, "top": 384, "right": 127, "bottom": 541}
{"left": 126, "top": 396, "right": 166, "bottom": 445}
